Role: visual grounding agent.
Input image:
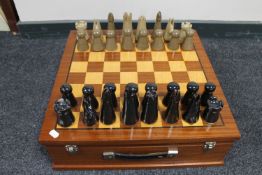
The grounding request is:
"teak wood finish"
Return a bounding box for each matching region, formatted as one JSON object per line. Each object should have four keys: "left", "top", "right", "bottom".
{"left": 39, "top": 31, "right": 240, "bottom": 170}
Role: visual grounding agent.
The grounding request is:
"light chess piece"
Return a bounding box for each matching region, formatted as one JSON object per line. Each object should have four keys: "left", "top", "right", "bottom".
{"left": 168, "top": 29, "right": 181, "bottom": 50}
{"left": 107, "top": 12, "right": 115, "bottom": 30}
{"left": 136, "top": 16, "right": 147, "bottom": 41}
{"left": 91, "top": 29, "right": 105, "bottom": 52}
{"left": 75, "top": 20, "right": 89, "bottom": 51}
{"left": 106, "top": 30, "right": 117, "bottom": 51}
{"left": 152, "top": 11, "right": 162, "bottom": 39}
{"left": 151, "top": 29, "right": 165, "bottom": 51}
{"left": 164, "top": 18, "right": 174, "bottom": 42}
{"left": 136, "top": 29, "right": 149, "bottom": 50}
{"left": 121, "top": 29, "right": 134, "bottom": 51}
{"left": 181, "top": 28, "right": 195, "bottom": 51}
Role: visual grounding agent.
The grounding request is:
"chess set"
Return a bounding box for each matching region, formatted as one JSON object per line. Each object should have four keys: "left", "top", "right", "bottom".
{"left": 39, "top": 12, "right": 240, "bottom": 170}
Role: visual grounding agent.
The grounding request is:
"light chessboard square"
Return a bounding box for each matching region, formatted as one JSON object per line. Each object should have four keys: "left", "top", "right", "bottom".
{"left": 154, "top": 72, "right": 173, "bottom": 84}
{"left": 151, "top": 52, "right": 168, "bottom": 61}
{"left": 137, "top": 61, "right": 154, "bottom": 72}
{"left": 120, "top": 72, "right": 138, "bottom": 84}
{"left": 70, "top": 62, "right": 88, "bottom": 73}
{"left": 89, "top": 52, "right": 105, "bottom": 62}
{"left": 85, "top": 72, "right": 103, "bottom": 84}
{"left": 120, "top": 52, "right": 136, "bottom": 62}
{"left": 181, "top": 51, "right": 199, "bottom": 61}
{"left": 169, "top": 61, "right": 187, "bottom": 72}
{"left": 187, "top": 71, "right": 207, "bottom": 83}
{"left": 103, "top": 62, "right": 120, "bottom": 72}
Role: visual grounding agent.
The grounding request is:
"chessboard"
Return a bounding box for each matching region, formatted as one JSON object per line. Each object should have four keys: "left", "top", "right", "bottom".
{"left": 56, "top": 31, "right": 224, "bottom": 130}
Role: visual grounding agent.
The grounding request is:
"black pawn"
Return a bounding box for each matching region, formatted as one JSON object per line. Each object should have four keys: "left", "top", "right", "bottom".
{"left": 82, "top": 85, "right": 99, "bottom": 126}
{"left": 60, "top": 83, "right": 77, "bottom": 107}
{"left": 201, "top": 82, "right": 216, "bottom": 106}
{"left": 162, "top": 82, "right": 180, "bottom": 107}
{"left": 182, "top": 94, "right": 200, "bottom": 124}
{"left": 203, "top": 96, "right": 223, "bottom": 123}
{"left": 82, "top": 85, "right": 98, "bottom": 109}
{"left": 141, "top": 83, "right": 158, "bottom": 124}
{"left": 181, "top": 81, "right": 199, "bottom": 110}
{"left": 122, "top": 83, "right": 139, "bottom": 125}
{"left": 100, "top": 85, "right": 116, "bottom": 125}
{"left": 54, "top": 98, "right": 75, "bottom": 127}
{"left": 163, "top": 85, "right": 180, "bottom": 124}
{"left": 104, "top": 83, "right": 117, "bottom": 108}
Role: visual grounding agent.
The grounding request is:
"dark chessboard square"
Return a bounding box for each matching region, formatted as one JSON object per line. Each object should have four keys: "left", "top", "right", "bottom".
{"left": 138, "top": 72, "right": 155, "bottom": 83}
{"left": 73, "top": 52, "right": 89, "bottom": 61}
{"left": 87, "top": 62, "right": 104, "bottom": 72}
{"left": 185, "top": 61, "right": 202, "bottom": 71}
{"left": 105, "top": 52, "right": 120, "bottom": 61}
{"left": 171, "top": 72, "right": 190, "bottom": 82}
{"left": 67, "top": 73, "right": 86, "bottom": 84}
{"left": 92, "top": 84, "right": 103, "bottom": 97}
{"left": 167, "top": 52, "right": 183, "bottom": 61}
{"left": 136, "top": 52, "right": 152, "bottom": 61}
{"left": 153, "top": 61, "right": 170, "bottom": 71}
{"left": 157, "top": 84, "right": 167, "bottom": 96}
{"left": 120, "top": 62, "right": 137, "bottom": 72}
{"left": 103, "top": 72, "right": 120, "bottom": 84}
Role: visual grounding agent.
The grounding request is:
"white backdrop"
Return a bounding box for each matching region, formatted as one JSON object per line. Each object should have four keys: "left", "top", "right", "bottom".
{"left": 14, "top": 0, "right": 262, "bottom": 22}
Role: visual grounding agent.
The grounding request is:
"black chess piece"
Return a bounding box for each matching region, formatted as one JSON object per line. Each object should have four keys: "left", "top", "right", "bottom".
{"left": 163, "top": 85, "right": 181, "bottom": 124}
{"left": 162, "top": 82, "right": 180, "bottom": 107}
{"left": 182, "top": 94, "right": 200, "bottom": 124}
{"left": 54, "top": 98, "right": 75, "bottom": 127}
{"left": 104, "top": 83, "right": 117, "bottom": 108}
{"left": 121, "top": 83, "right": 139, "bottom": 125}
{"left": 100, "top": 85, "right": 116, "bottom": 125}
{"left": 60, "top": 83, "right": 77, "bottom": 107}
{"left": 200, "top": 82, "right": 216, "bottom": 106}
{"left": 141, "top": 83, "right": 158, "bottom": 124}
{"left": 203, "top": 96, "right": 223, "bottom": 123}
{"left": 82, "top": 85, "right": 98, "bottom": 109}
{"left": 181, "top": 81, "right": 199, "bottom": 110}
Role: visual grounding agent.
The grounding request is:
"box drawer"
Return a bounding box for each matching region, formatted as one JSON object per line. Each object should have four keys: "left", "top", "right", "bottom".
{"left": 46, "top": 142, "right": 233, "bottom": 169}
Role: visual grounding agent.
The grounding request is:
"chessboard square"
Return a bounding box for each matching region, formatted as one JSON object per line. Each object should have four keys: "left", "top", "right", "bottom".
{"left": 86, "top": 62, "right": 104, "bottom": 72}
{"left": 92, "top": 84, "right": 103, "bottom": 97}
{"left": 103, "top": 72, "right": 120, "bottom": 84}
{"left": 89, "top": 52, "right": 105, "bottom": 62}
{"left": 182, "top": 51, "right": 199, "bottom": 61}
{"left": 138, "top": 83, "right": 146, "bottom": 97}
{"left": 158, "top": 96, "right": 166, "bottom": 112}
{"left": 151, "top": 52, "right": 168, "bottom": 61}
{"left": 120, "top": 52, "right": 136, "bottom": 62}
{"left": 103, "top": 62, "right": 120, "bottom": 72}
{"left": 167, "top": 52, "right": 183, "bottom": 61}
{"left": 85, "top": 72, "right": 103, "bottom": 84}
{"left": 137, "top": 61, "right": 154, "bottom": 72}
{"left": 70, "top": 62, "right": 88, "bottom": 73}
{"left": 169, "top": 61, "right": 187, "bottom": 72}
{"left": 140, "top": 112, "right": 163, "bottom": 128}
{"left": 178, "top": 83, "right": 187, "bottom": 94}
{"left": 185, "top": 61, "right": 202, "bottom": 71}
{"left": 57, "top": 112, "right": 80, "bottom": 129}
{"left": 105, "top": 52, "right": 120, "bottom": 61}
{"left": 136, "top": 52, "right": 152, "bottom": 61}
{"left": 98, "top": 112, "right": 120, "bottom": 128}
{"left": 157, "top": 84, "right": 167, "bottom": 96}
{"left": 188, "top": 71, "right": 207, "bottom": 83}
{"left": 120, "top": 72, "right": 138, "bottom": 84}
{"left": 171, "top": 72, "right": 190, "bottom": 83}
{"left": 154, "top": 72, "right": 173, "bottom": 84}
{"left": 70, "top": 84, "right": 84, "bottom": 97}
{"left": 153, "top": 61, "right": 170, "bottom": 71}
{"left": 73, "top": 52, "right": 89, "bottom": 61}
{"left": 67, "top": 73, "right": 86, "bottom": 84}
{"left": 137, "top": 72, "right": 155, "bottom": 83}
{"left": 120, "top": 62, "right": 137, "bottom": 72}
{"left": 182, "top": 117, "right": 203, "bottom": 127}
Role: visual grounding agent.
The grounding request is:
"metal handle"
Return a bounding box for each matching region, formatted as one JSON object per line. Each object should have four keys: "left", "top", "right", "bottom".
{"left": 103, "top": 147, "right": 178, "bottom": 160}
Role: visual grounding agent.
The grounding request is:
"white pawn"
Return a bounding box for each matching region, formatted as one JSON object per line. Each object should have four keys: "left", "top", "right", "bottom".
{"left": 106, "top": 30, "right": 117, "bottom": 51}
{"left": 151, "top": 29, "right": 164, "bottom": 51}
{"left": 182, "top": 28, "right": 195, "bottom": 51}
{"left": 137, "top": 29, "right": 149, "bottom": 50}
{"left": 168, "top": 30, "right": 180, "bottom": 50}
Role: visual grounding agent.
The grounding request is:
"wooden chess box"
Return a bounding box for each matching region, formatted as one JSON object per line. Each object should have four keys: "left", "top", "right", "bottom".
{"left": 39, "top": 30, "right": 240, "bottom": 170}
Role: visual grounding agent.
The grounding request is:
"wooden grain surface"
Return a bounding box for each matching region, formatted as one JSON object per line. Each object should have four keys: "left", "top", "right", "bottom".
{"left": 39, "top": 31, "right": 240, "bottom": 145}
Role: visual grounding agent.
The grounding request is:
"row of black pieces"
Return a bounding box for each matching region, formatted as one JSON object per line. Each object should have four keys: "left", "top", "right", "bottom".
{"left": 54, "top": 81, "right": 224, "bottom": 127}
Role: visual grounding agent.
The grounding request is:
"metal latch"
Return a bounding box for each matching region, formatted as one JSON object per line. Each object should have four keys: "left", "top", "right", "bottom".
{"left": 203, "top": 141, "right": 216, "bottom": 151}
{"left": 65, "top": 145, "right": 78, "bottom": 154}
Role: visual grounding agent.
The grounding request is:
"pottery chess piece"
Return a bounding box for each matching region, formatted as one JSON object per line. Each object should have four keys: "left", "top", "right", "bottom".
{"left": 121, "top": 29, "right": 134, "bottom": 51}
{"left": 163, "top": 82, "right": 180, "bottom": 124}
{"left": 141, "top": 83, "right": 158, "bottom": 124}
{"left": 54, "top": 98, "right": 75, "bottom": 127}
{"left": 60, "top": 83, "right": 77, "bottom": 107}
{"left": 167, "top": 29, "right": 181, "bottom": 50}
{"left": 152, "top": 11, "right": 162, "bottom": 38}
{"left": 164, "top": 18, "right": 174, "bottom": 42}
{"left": 203, "top": 96, "right": 223, "bottom": 123}
{"left": 137, "top": 29, "right": 149, "bottom": 50}
{"left": 182, "top": 93, "right": 200, "bottom": 124}
{"left": 201, "top": 82, "right": 216, "bottom": 106}
{"left": 151, "top": 29, "right": 165, "bottom": 51}
{"left": 106, "top": 30, "right": 117, "bottom": 51}
{"left": 107, "top": 12, "right": 115, "bottom": 30}
{"left": 121, "top": 83, "right": 139, "bottom": 125}
{"left": 91, "top": 20, "right": 105, "bottom": 52}
{"left": 75, "top": 20, "right": 89, "bottom": 51}
{"left": 182, "top": 27, "right": 195, "bottom": 51}
{"left": 181, "top": 81, "right": 199, "bottom": 110}
{"left": 100, "top": 83, "right": 117, "bottom": 125}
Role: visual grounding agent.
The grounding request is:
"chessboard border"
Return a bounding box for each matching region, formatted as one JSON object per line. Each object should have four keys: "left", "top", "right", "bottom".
{"left": 39, "top": 30, "right": 240, "bottom": 145}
